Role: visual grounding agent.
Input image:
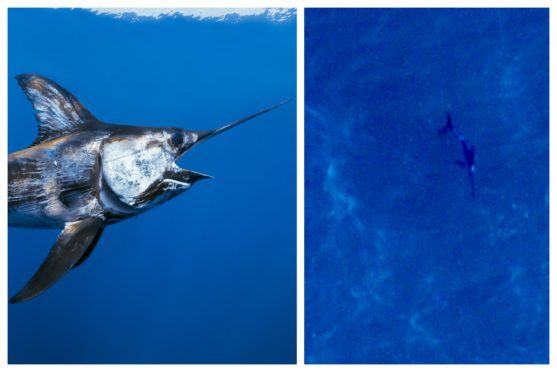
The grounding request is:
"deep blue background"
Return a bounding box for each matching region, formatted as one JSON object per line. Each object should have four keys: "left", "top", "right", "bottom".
{"left": 305, "top": 8, "right": 548, "bottom": 364}
{"left": 8, "top": 8, "right": 296, "bottom": 363}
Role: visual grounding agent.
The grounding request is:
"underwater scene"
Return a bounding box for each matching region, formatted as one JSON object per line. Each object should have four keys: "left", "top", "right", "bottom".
{"left": 8, "top": 8, "right": 296, "bottom": 363}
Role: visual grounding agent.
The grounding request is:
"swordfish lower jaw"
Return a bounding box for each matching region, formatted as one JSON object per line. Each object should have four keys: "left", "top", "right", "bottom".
{"left": 164, "top": 164, "right": 213, "bottom": 188}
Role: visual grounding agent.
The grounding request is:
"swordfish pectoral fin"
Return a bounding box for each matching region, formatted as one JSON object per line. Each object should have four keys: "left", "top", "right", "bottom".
{"left": 9, "top": 218, "right": 104, "bottom": 304}
{"left": 71, "top": 224, "right": 105, "bottom": 269}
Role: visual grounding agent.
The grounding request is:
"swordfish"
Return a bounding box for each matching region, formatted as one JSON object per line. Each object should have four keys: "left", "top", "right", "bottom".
{"left": 8, "top": 74, "right": 287, "bottom": 303}
{"left": 438, "top": 112, "right": 476, "bottom": 197}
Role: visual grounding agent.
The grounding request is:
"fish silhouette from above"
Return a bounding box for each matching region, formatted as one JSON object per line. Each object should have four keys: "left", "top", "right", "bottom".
{"left": 438, "top": 112, "right": 476, "bottom": 198}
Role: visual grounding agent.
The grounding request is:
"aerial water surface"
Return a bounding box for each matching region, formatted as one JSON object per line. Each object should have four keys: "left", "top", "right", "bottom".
{"left": 305, "top": 8, "right": 548, "bottom": 364}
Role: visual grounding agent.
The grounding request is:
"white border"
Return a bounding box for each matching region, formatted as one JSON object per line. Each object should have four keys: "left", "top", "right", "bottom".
{"left": 549, "top": 3, "right": 554, "bottom": 368}
{"left": 0, "top": 3, "right": 6, "bottom": 370}
{"left": 1, "top": 0, "right": 554, "bottom": 369}
{"left": 297, "top": 7, "right": 305, "bottom": 365}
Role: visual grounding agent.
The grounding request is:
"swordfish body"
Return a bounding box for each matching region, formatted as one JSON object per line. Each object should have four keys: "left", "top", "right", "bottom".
{"left": 8, "top": 74, "right": 287, "bottom": 303}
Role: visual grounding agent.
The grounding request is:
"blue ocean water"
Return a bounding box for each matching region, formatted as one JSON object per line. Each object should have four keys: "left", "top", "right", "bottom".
{"left": 8, "top": 8, "right": 296, "bottom": 363}
{"left": 305, "top": 8, "right": 548, "bottom": 364}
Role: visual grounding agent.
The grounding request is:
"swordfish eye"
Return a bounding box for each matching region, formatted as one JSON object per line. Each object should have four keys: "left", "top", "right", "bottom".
{"left": 170, "top": 132, "right": 184, "bottom": 147}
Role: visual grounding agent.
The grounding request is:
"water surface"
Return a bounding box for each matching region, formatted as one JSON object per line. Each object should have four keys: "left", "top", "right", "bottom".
{"left": 305, "top": 8, "right": 548, "bottom": 364}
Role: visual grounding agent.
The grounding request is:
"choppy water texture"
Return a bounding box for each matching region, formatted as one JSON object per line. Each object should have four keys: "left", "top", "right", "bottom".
{"left": 305, "top": 8, "right": 548, "bottom": 364}
{"left": 9, "top": 8, "right": 296, "bottom": 363}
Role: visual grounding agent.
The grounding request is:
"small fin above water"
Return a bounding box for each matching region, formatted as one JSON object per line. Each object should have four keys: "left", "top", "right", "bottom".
{"left": 16, "top": 74, "right": 98, "bottom": 145}
{"left": 438, "top": 112, "right": 454, "bottom": 136}
{"left": 9, "top": 217, "right": 104, "bottom": 304}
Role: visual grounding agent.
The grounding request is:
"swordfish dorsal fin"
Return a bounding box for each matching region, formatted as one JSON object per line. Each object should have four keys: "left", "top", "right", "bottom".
{"left": 9, "top": 217, "right": 104, "bottom": 304}
{"left": 16, "top": 74, "right": 98, "bottom": 145}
